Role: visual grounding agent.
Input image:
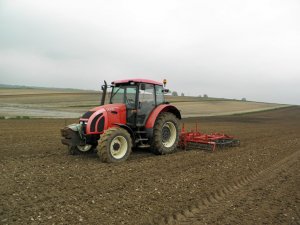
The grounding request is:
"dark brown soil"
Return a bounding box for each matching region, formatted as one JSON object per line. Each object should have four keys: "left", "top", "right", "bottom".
{"left": 0, "top": 106, "right": 299, "bottom": 225}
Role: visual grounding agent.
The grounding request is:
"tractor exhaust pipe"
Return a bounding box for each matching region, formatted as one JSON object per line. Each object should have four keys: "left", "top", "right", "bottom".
{"left": 100, "top": 80, "right": 107, "bottom": 106}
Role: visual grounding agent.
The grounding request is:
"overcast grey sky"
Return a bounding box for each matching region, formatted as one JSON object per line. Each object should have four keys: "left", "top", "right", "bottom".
{"left": 0, "top": 0, "right": 299, "bottom": 104}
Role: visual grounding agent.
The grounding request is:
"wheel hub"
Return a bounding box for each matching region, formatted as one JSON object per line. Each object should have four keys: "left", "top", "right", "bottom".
{"left": 161, "top": 122, "right": 177, "bottom": 148}
{"left": 110, "top": 135, "right": 128, "bottom": 159}
{"left": 113, "top": 143, "right": 120, "bottom": 151}
{"left": 162, "top": 126, "right": 171, "bottom": 142}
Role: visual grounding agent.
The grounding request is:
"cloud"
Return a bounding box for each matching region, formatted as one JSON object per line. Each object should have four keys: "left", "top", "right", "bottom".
{"left": 0, "top": 0, "right": 300, "bottom": 104}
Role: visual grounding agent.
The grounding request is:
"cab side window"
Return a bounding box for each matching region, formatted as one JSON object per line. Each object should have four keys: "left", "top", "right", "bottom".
{"left": 139, "top": 84, "right": 155, "bottom": 105}
{"left": 155, "top": 85, "right": 164, "bottom": 105}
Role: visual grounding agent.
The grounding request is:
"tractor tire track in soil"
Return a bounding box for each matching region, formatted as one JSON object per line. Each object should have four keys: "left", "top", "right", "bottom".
{"left": 152, "top": 150, "right": 300, "bottom": 225}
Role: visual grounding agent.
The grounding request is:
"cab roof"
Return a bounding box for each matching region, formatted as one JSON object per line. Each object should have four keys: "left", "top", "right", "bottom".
{"left": 112, "top": 78, "right": 163, "bottom": 86}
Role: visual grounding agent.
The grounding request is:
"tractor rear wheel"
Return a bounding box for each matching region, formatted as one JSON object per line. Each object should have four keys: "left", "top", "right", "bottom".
{"left": 151, "top": 112, "right": 179, "bottom": 155}
{"left": 68, "top": 144, "right": 97, "bottom": 155}
{"left": 98, "top": 127, "right": 132, "bottom": 163}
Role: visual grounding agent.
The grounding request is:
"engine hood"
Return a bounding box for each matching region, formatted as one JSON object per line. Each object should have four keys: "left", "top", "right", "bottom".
{"left": 80, "top": 103, "right": 127, "bottom": 135}
{"left": 91, "top": 103, "right": 126, "bottom": 114}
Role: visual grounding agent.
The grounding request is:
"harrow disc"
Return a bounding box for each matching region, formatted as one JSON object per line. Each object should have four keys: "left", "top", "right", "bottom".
{"left": 184, "top": 142, "right": 215, "bottom": 151}
{"left": 215, "top": 139, "right": 240, "bottom": 148}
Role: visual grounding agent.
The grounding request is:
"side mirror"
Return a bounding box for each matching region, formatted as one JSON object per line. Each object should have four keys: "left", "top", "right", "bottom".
{"left": 163, "top": 89, "right": 170, "bottom": 93}
{"left": 141, "top": 83, "right": 146, "bottom": 91}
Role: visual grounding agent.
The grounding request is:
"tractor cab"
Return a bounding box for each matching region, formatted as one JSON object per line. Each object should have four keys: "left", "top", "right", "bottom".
{"left": 108, "top": 79, "right": 166, "bottom": 127}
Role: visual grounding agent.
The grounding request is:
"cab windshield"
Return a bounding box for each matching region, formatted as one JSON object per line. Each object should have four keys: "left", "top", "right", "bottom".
{"left": 110, "top": 85, "right": 137, "bottom": 108}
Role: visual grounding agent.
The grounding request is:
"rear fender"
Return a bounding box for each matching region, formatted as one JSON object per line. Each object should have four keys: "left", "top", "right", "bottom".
{"left": 145, "top": 104, "right": 181, "bottom": 129}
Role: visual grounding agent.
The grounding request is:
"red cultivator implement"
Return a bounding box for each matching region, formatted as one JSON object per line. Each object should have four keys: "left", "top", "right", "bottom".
{"left": 178, "top": 124, "right": 240, "bottom": 151}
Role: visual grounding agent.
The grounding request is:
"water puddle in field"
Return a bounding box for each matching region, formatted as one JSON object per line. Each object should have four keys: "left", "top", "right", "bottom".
{"left": 0, "top": 102, "right": 290, "bottom": 119}
{"left": 0, "top": 106, "right": 81, "bottom": 118}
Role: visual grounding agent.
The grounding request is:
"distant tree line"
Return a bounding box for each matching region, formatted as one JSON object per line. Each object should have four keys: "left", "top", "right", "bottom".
{"left": 171, "top": 90, "right": 247, "bottom": 101}
{"left": 171, "top": 91, "right": 209, "bottom": 98}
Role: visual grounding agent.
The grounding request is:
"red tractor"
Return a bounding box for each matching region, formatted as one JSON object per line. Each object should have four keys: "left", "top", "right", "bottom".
{"left": 61, "top": 79, "right": 181, "bottom": 163}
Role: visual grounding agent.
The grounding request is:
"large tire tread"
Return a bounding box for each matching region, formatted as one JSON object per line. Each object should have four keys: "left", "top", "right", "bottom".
{"left": 98, "top": 127, "right": 132, "bottom": 163}
{"left": 151, "top": 112, "right": 179, "bottom": 155}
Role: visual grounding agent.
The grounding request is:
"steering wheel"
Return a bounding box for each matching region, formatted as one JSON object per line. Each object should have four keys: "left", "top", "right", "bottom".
{"left": 126, "top": 98, "right": 135, "bottom": 106}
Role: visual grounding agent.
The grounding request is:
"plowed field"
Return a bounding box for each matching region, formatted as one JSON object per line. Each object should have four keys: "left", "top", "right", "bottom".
{"left": 0, "top": 106, "right": 299, "bottom": 225}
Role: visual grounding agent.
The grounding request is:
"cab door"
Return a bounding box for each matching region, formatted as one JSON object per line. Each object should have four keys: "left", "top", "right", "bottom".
{"left": 124, "top": 86, "right": 138, "bottom": 126}
{"left": 136, "top": 83, "right": 155, "bottom": 126}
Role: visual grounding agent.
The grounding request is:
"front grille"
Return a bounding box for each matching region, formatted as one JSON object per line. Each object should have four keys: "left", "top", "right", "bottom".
{"left": 97, "top": 117, "right": 105, "bottom": 132}
{"left": 90, "top": 113, "right": 103, "bottom": 132}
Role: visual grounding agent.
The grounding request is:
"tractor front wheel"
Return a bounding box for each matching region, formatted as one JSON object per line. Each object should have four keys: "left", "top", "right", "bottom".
{"left": 68, "top": 144, "right": 97, "bottom": 155}
{"left": 151, "top": 112, "right": 179, "bottom": 155}
{"left": 98, "top": 127, "right": 132, "bottom": 163}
